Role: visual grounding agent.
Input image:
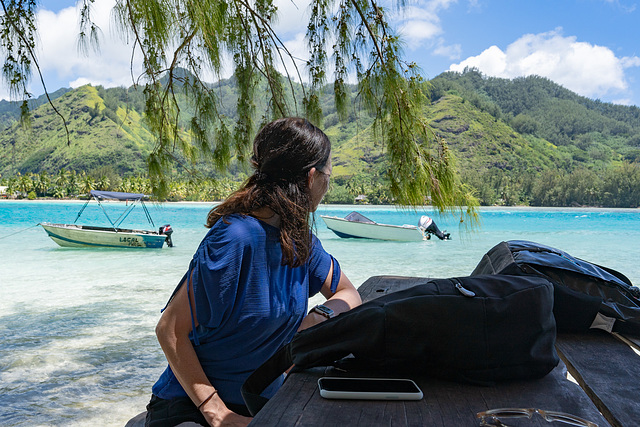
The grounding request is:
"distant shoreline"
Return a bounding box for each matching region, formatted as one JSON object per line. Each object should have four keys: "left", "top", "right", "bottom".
{"left": 0, "top": 198, "right": 220, "bottom": 206}
{"left": 1, "top": 198, "right": 639, "bottom": 211}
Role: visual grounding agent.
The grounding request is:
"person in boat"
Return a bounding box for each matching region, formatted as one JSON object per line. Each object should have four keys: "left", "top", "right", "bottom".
{"left": 146, "top": 117, "right": 362, "bottom": 427}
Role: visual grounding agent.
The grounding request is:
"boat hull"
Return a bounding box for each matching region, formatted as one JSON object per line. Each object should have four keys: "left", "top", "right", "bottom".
{"left": 321, "top": 216, "right": 425, "bottom": 241}
{"left": 40, "top": 223, "right": 167, "bottom": 248}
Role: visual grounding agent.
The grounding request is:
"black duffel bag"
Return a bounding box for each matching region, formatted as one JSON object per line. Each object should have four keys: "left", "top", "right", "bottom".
{"left": 471, "top": 240, "right": 640, "bottom": 336}
{"left": 242, "top": 274, "right": 559, "bottom": 415}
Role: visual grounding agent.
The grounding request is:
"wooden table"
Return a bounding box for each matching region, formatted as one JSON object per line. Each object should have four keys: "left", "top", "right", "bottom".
{"left": 250, "top": 276, "right": 640, "bottom": 426}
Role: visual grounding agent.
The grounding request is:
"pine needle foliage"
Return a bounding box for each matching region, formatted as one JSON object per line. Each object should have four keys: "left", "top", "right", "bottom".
{"left": 0, "top": 0, "right": 477, "bottom": 220}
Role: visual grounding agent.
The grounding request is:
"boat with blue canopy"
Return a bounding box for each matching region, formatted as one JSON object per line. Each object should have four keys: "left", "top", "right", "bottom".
{"left": 40, "top": 190, "right": 173, "bottom": 248}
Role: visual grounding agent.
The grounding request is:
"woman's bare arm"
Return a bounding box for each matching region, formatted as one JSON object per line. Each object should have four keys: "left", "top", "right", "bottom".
{"left": 298, "top": 260, "right": 362, "bottom": 331}
{"left": 155, "top": 276, "right": 252, "bottom": 426}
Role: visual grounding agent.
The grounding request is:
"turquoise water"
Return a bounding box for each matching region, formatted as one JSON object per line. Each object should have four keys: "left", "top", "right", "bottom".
{"left": 1, "top": 201, "right": 640, "bottom": 426}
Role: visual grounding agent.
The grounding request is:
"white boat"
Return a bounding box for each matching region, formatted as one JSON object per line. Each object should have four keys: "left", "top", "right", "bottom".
{"left": 321, "top": 212, "right": 450, "bottom": 242}
{"left": 40, "top": 190, "right": 173, "bottom": 249}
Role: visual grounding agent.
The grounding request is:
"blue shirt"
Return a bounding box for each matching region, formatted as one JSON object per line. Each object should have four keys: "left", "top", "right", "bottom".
{"left": 152, "top": 214, "right": 339, "bottom": 405}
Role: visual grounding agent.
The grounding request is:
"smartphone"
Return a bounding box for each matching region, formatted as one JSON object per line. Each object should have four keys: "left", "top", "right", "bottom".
{"left": 317, "top": 377, "right": 423, "bottom": 400}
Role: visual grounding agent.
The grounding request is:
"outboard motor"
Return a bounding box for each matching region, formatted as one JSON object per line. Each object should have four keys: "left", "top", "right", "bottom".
{"left": 159, "top": 224, "right": 174, "bottom": 247}
{"left": 418, "top": 216, "right": 450, "bottom": 240}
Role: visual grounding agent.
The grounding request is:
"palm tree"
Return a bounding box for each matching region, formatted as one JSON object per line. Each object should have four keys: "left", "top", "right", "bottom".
{"left": 35, "top": 171, "right": 51, "bottom": 197}
{"left": 66, "top": 170, "right": 80, "bottom": 197}
{"left": 17, "top": 173, "right": 34, "bottom": 196}
{"left": 95, "top": 175, "right": 110, "bottom": 191}
{"left": 53, "top": 169, "right": 70, "bottom": 197}
{"left": 53, "top": 186, "right": 66, "bottom": 199}
{"left": 80, "top": 174, "right": 95, "bottom": 195}
{"left": 119, "top": 177, "right": 134, "bottom": 193}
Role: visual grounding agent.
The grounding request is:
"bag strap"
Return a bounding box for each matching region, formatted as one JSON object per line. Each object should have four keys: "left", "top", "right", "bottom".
{"left": 595, "top": 263, "right": 637, "bottom": 290}
{"left": 241, "top": 343, "right": 294, "bottom": 416}
{"left": 513, "top": 245, "right": 638, "bottom": 298}
{"left": 613, "top": 319, "right": 640, "bottom": 335}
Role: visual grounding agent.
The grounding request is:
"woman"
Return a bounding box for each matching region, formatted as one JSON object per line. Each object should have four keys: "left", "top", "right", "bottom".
{"left": 146, "top": 117, "right": 362, "bottom": 427}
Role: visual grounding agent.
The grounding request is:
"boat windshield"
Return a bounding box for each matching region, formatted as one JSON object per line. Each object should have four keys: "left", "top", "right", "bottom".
{"left": 344, "top": 211, "right": 376, "bottom": 224}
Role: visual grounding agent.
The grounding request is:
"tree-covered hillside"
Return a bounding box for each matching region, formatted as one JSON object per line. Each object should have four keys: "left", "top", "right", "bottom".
{"left": 1, "top": 70, "right": 640, "bottom": 207}
{"left": 426, "top": 69, "right": 640, "bottom": 207}
{"left": 431, "top": 69, "right": 640, "bottom": 164}
{"left": 0, "top": 87, "right": 72, "bottom": 130}
{"left": 0, "top": 85, "right": 154, "bottom": 176}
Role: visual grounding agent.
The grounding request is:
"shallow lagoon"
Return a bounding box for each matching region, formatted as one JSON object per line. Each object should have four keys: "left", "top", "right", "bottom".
{"left": 1, "top": 201, "right": 639, "bottom": 426}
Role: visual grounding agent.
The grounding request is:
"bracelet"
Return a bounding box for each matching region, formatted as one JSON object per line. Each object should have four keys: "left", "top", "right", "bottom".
{"left": 197, "top": 389, "right": 218, "bottom": 411}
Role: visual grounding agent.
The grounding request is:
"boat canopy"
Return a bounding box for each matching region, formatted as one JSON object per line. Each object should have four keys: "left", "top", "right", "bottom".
{"left": 74, "top": 190, "right": 155, "bottom": 230}
{"left": 90, "top": 190, "right": 146, "bottom": 201}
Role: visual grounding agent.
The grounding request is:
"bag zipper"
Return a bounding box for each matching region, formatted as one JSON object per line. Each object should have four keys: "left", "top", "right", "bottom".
{"left": 452, "top": 278, "right": 476, "bottom": 297}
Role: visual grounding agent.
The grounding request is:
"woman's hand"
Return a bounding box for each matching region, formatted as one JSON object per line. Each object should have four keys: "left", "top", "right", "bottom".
{"left": 203, "top": 409, "right": 252, "bottom": 427}
{"left": 200, "top": 395, "right": 253, "bottom": 427}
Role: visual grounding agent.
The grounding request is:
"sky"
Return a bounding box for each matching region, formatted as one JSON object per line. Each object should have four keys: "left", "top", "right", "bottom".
{"left": 5, "top": 0, "right": 640, "bottom": 107}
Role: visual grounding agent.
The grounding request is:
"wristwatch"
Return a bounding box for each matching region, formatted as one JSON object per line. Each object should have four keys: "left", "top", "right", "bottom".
{"left": 310, "top": 304, "right": 334, "bottom": 319}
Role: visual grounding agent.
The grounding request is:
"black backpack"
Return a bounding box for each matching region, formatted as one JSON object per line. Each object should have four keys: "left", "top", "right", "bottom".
{"left": 471, "top": 240, "right": 640, "bottom": 336}
{"left": 242, "top": 274, "right": 559, "bottom": 415}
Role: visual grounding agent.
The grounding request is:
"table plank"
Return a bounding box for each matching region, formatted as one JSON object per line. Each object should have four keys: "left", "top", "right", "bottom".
{"left": 557, "top": 332, "right": 640, "bottom": 427}
{"left": 250, "top": 362, "right": 608, "bottom": 426}
{"left": 357, "top": 275, "right": 430, "bottom": 302}
{"left": 247, "top": 367, "right": 326, "bottom": 426}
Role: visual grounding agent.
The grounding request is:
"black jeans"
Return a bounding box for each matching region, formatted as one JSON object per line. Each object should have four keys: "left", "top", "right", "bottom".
{"left": 145, "top": 394, "right": 251, "bottom": 427}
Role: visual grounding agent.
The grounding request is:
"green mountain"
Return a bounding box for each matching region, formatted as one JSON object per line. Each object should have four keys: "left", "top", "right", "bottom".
{"left": 430, "top": 70, "right": 640, "bottom": 165}
{"left": 1, "top": 69, "right": 640, "bottom": 206}
{"left": 0, "top": 85, "right": 154, "bottom": 175}
{"left": 426, "top": 92, "right": 569, "bottom": 172}
{"left": 425, "top": 70, "right": 640, "bottom": 206}
{"left": 0, "top": 87, "right": 72, "bottom": 130}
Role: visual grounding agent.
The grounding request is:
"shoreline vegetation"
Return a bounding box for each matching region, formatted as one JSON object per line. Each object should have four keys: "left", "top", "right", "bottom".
{"left": 5, "top": 197, "right": 640, "bottom": 211}
{"left": 2, "top": 197, "right": 639, "bottom": 211}
{"left": 2, "top": 162, "right": 640, "bottom": 208}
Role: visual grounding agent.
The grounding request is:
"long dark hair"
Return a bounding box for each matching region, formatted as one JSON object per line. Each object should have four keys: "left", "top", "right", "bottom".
{"left": 207, "top": 117, "right": 331, "bottom": 267}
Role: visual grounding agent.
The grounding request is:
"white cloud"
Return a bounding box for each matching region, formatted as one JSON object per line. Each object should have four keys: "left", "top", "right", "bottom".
{"left": 32, "top": 0, "right": 313, "bottom": 90}
{"left": 602, "top": 0, "right": 637, "bottom": 13}
{"left": 622, "top": 57, "right": 640, "bottom": 68}
{"left": 393, "top": 0, "right": 458, "bottom": 47}
{"left": 449, "top": 29, "right": 640, "bottom": 101}
{"left": 273, "top": 0, "right": 311, "bottom": 35}
{"left": 36, "top": 0, "right": 141, "bottom": 89}
{"left": 432, "top": 39, "right": 462, "bottom": 60}
{"left": 279, "top": 31, "right": 309, "bottom": 81}
{"left": 0, "top": 1, "right": 136, "bottom": 100}
{"left": 31, "top": 0, "right": 248, "bottom": 94}
{"left": 400, "top": 18, "right": 443, "bottom": 45}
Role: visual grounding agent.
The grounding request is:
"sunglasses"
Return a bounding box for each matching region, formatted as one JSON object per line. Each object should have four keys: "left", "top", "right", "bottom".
{"left": 476, "top": 408, "right": 598, "bottom": 427}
